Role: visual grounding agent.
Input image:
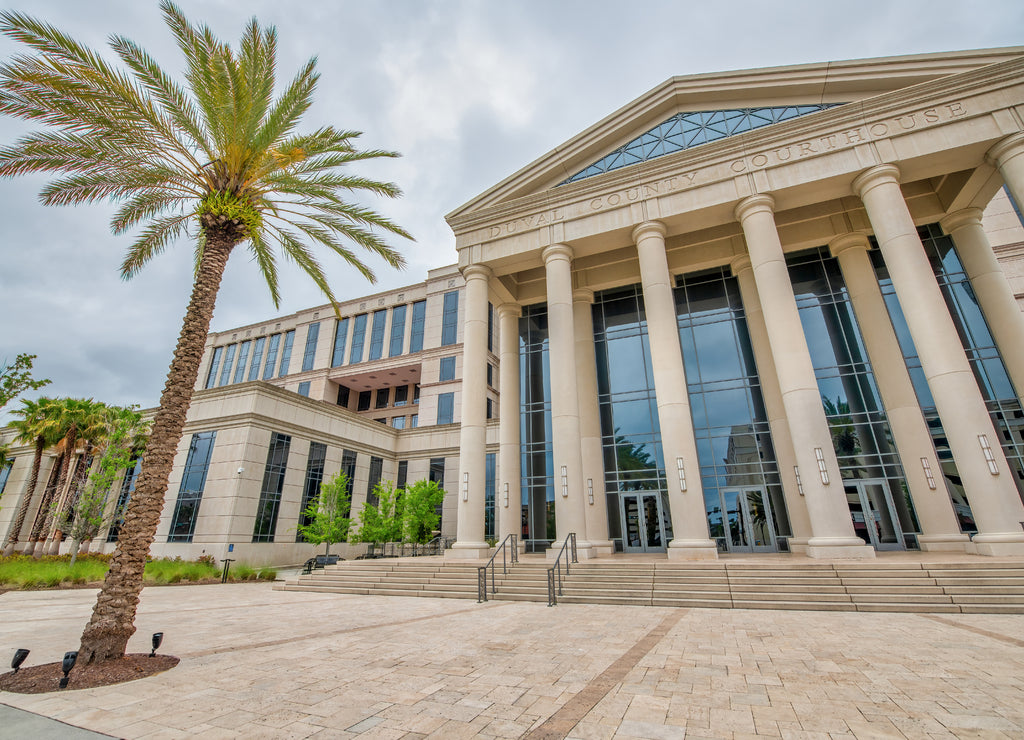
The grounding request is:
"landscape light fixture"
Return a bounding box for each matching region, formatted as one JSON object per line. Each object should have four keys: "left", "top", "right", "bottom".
{"left": 59, "top": 650, "right": 78, "bottom": 689}
{"left": 11, "top": 648, "right": 29, "bottom": 673}
{"left": 150, "top": 632, "right": 164, "bottom": 658}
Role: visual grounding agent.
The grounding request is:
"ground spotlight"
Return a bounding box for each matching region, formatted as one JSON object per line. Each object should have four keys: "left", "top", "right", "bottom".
{"left": 59, "top": 650, "right": 78, "bottom": 689}
{"left": 150, "top": 632, "right": 163, "bottom": 658}
{"left": 11, "top": 648, "right": 29, "bottom": 673}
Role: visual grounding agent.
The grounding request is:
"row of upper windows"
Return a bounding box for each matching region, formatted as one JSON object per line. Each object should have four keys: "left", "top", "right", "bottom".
{"left": 205, "top": 330, "right": 296, "bottom": 389}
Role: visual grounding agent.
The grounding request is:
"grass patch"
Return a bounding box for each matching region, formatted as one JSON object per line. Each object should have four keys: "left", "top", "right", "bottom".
{"left": 0, "top": 554, "right": 274, "bottom": 588}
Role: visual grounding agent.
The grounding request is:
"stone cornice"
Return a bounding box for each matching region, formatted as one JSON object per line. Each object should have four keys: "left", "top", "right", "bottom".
{"left": 447, "top": 57, "right": 1024, "bottom": 243}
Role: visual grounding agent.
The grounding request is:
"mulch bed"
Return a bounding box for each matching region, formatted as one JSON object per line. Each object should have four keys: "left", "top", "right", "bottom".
{"left": 0, "top": 654, "right": 179, "bottom": 693}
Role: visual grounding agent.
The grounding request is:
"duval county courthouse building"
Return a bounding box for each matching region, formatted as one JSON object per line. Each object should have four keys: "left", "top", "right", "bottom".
{"left": 5, "top": 47, "right": 1024, "bottom": 565}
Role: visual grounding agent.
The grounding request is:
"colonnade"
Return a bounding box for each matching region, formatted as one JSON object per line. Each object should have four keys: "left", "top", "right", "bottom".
{"left": 449, "top": 133, "right": 1024, "bottom": 559}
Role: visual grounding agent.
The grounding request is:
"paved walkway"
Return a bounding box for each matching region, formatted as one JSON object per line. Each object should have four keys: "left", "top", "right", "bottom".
{"left": 1, "top": 582, "right": 1023, "bottom": 738}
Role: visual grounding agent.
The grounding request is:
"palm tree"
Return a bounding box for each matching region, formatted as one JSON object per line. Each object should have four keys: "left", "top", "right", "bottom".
{"left": 0, "top": 4, "right": 410, "bottom": 663}
{"left": 4, "top": 397, "right": 57, "bottom": 555}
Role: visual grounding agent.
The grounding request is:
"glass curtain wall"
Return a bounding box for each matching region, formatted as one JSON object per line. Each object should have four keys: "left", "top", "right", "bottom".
{"left": 787, "top": 248, "right": 919, "bottom": 542}
{"left": 871, "top": 224, "right": 1024, "bottom": 526}
{"left": 519, "top": 304, "right": 555, "bottom": 550}
{"left": 674, "top": 270, "right": 790, "bottom": 550}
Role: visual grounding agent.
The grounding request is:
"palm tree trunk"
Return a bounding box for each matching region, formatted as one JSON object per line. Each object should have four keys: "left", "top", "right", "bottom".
{"left": 52, "top": 443, "right": 94, "bottom": 554}
{"left": 78, "top": 232, "right": 236, "bottom": 664}
{"left": 29, "top": 451, "right": 63, "bottom": 555}
{"left": 43, "top": 428, "right": 77, "bottom": 554}
{"left": 3, "top": 436, "right": 44, "bottom": 556}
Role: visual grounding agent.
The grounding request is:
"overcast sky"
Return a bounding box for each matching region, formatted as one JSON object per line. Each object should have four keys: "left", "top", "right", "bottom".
{"left": 1, "top": 0, "right": 1022, "bottom": 420}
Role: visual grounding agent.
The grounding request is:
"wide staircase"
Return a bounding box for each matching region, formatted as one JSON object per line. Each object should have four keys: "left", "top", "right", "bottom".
{"left": 276, "top": 558, "right": 1024, "bottom": 613}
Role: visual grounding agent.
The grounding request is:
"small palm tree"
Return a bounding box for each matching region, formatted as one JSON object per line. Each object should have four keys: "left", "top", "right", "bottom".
{"left": 0, "top": 3, "right": 410, "bottom": 663}
{"left": 4, "top": 396, "right": 60, "bottom": 555}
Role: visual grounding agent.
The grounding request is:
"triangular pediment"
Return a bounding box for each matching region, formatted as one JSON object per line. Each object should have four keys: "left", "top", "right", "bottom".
{"left": 447, "top": 47, "right": 1024, "bottom": 225}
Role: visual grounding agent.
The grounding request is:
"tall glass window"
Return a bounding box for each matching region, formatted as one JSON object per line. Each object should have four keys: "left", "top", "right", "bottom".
{"left": 519, "top": 303, "right": 555, "bottom": 548}
{"left": 394, "top": 385, "right": 408, "bottom": 407}
{"left": 332, "top": 318, "right": 350, "bottom": 367}
{"left": 218, "top": 344, "right": 237, "bottom": 387}
{"left": 437, "top": 392, "right": 455, "bottom": 424}
{"left": 341, "top": 449, "right": 357, "bottom": 518}
{"left": 168, "top": 431, "right": 216, "bottom": 542}
{"left": 233, "top": 340, "right": 251, "bottom": 384}
{"left": 441, "top": 291, "right": 459, "bottom": 346}
{"left": 487, "top": 303, "right": 494, "bottom": 352}
{"left": 439, "top": 356, "right": 456, "bottom": 381}
{"left": 262, "top": 334, "right": 281, "bottom": 380}
{"left": 357, "top": 390, "right": 371, "bottom": 411}
{"left": 248, "top": 336, "right": 266, "bottom": 381}
{"left": 429, "top": 457, "right": 445, "bottom": 529}
{"left": 302, "top": 322, "right": 320, "bottom": 372}
{"left": 368, "top": 309, "right": 387, "bottom": 361}
{"left": 349, "top": 314, "right": 368, "bottom": 364}
{"left": 397, "top": 460, "right": 409, "bottom": 489}
{"left": 409, "top": 300, "right": 426, "bottom": 352}
{"left": 297, "top": 381, "right": 311, "bottom": 397}
{"left": 376, "top": 388, "right": 390, "bottom": 409}
{"left": 296, "top": 441, "right": 327, "bottom": 541}
{"left": 485, "top": 452, "right": 496, "bottom": 540}
{"left": 389, "top": 304, "right": 407, "bottom": 357}
{"left": 0, "top": 459, "right": 13, "bottom": 497}
{"left": 107, "top": 455, "right": 141, "bottom": 542}
{"left": 278, "top": 330, "right": 295, "bottom": 376}
{"left": 205, "top": 347, "right": 223, "bottom": 389}
{"left": 253, "top": 432, "right": 291, "bottom": 542}
{"left": 366, "top": 456, "right": 383, "bottom": 505}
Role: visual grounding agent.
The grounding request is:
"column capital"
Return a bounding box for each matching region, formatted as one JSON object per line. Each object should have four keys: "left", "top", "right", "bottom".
{"left": 631, "top": 220, "right": 667, "bottom": 244}
{"left": 828, "top": 232, "right": 872, "bottom": 259}
{"left": 730, "top": 255, "right": 752, "bottom": 274}
{"left": 939, "top": 207, "right": 985, "bottom": 235}
{"left": 986, "top": 132, "right": 1024, "bottom": 168}
{"left": 572, "top": 288, "right": 595, "bottom": 304}
{"left": 461, "top": 263, "right": 493, "bottom": 282}
{"left": 734, "top": 194, "right": 775, "bottom": 223}
{"left": 496, "top": 302, "right": 521, "bottom": 320}
{"left": 852, "top": 164, "right": 901, "bottom": 199}
{"left": 541, "top": 243, "right": 574, "bottom": 264}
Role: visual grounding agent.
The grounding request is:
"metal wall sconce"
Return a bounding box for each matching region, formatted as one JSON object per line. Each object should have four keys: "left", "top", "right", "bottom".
{"left": 794, "top": 466, "right": 805, "bottom": 496}
{"left": 462, "top": 472, "right": 469, "bottom": 501}
{"left": 587, "top": 478, "right": 594, "bottom": 505}
{"left": 560, "top": 465, "right": 568, "bottom": 498}
{"left": 814, "top": 447, "right": 830, "bottom": 485}
{"left": 502, "top": 482, "right": 509, "bottom": 508}
{"left": 59, "top": 650, "right": 78, "bottom": 689}
{"left": 978, "top": 435, "right": 1000, "bottom": 475}
{"left": 920, "top": 457, "right": 937, "bottom": 489}
{"left": 676, "top": 457, "right": 687, "bottom": 492}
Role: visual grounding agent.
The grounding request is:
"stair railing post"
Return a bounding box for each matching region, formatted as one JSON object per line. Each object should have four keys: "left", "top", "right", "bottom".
{"left": 477, "top": 565, "right": 487, "bottom": 603}
{"left": 547, "top": 567, "right": 556, "bottom": 606}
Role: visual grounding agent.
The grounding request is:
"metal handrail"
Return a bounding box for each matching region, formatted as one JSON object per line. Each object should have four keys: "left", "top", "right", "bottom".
{"left": 547, "top": 532, "right": 578, "bottom": 606}
{"left": 477, "top": 533, "right": 519, "bottom": 603}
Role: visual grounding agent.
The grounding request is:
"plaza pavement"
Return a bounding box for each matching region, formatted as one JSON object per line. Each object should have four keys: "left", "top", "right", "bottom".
{"left": 1, "top": 578, "right": 1023, "bottom": 739}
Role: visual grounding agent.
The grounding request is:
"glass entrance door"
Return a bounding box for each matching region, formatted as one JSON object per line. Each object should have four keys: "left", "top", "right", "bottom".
{"left": 720, "top": 487, "right": 777, "bottom": 552}
{"left": 619, "top": 492, "right": 668, "bottom": 553}
{"left": 845, "top": 479, "right": 904, "bottom": 550}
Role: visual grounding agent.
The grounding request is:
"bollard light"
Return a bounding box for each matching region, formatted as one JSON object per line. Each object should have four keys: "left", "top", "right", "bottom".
{"left": 150, "top": 632, "right": 164, "bottom": 658}
{"left": 11, "top": 648, "right": 29, "bottom": 673}
{"left": 59, "top": 650, "right": 78, "bottom": 689}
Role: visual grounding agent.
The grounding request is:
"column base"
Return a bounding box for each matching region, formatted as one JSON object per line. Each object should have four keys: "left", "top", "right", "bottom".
{"left": 588, "top": 540, "right": 615, "bottom": 557}
{"left": 444, "top": 542, "right": 491, "bottom": 561}
{"left": 547, "top": 540, "right": 595, "bottom": 560}
{"left": 917, "top": 533, "right": 972, "bottom": 552}
{"left": 667, "top": 539, "right": 719, "bottom": 560}
{"left": 786, "top": 537, "right": 810, "bottom": 554}
{"left": 967, "top": 533, "right": 1024, "bottom": 557}
{"left": 805, "top": 537, "right": 876, "bottom": 559}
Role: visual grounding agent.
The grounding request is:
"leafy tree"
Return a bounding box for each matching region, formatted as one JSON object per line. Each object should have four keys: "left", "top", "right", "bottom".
{"left": 0, "top": 353, "right": 50, "bottom": 410}
{"left": 296, "top": 470, "right": 351, "bottom": 557}
{"left": 353, "top": 480, "right": 403, "bottom": 543}
{"left": 3, "top": 396, "right": 62, "bottom": 555}
{"left": 0, "top": 4, "right": 409, "bottom": 663}
{"left": 57, "top": 406, "right": 150, "bottom": 566}
{"left": 400, "top": 479, "right": 444, "bottom": 544}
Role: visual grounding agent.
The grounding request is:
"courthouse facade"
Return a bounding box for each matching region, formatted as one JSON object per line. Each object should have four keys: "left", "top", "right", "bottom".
{"left": 4, "top": 47, "right": 1024, "bottom": 564}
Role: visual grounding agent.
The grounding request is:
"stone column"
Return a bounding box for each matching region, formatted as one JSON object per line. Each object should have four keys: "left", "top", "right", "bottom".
{"left": 988, "top": 133, "right": 1024, "bottom": 216}
{"left": 941, "top": 208, "right": 1024, "bottom": 397}
{"left": 632, "top": 221, "right": 718, "bottom": 559}
{"left": 734, "top": 195, "right": 873, "bottom": 559}
{"left": 731, "top": 256, "right": 813, "bottom": 550}
{"left": 574, "top": 289, "right": 613, "bottom": 556}
{"left": 829, "top": 234, "right": 969, "bottom": 551}
{"left": 542, "top": 245, "right": 592, "bottom": 558}
{"left": 447, "top": 264, "right": 492, "bottom": 559}
{"left": 496, "top": 302, "right": 523, "bottom": 553}
{"left": 853, "top": 164, "right": 1024, "bottom": 556}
